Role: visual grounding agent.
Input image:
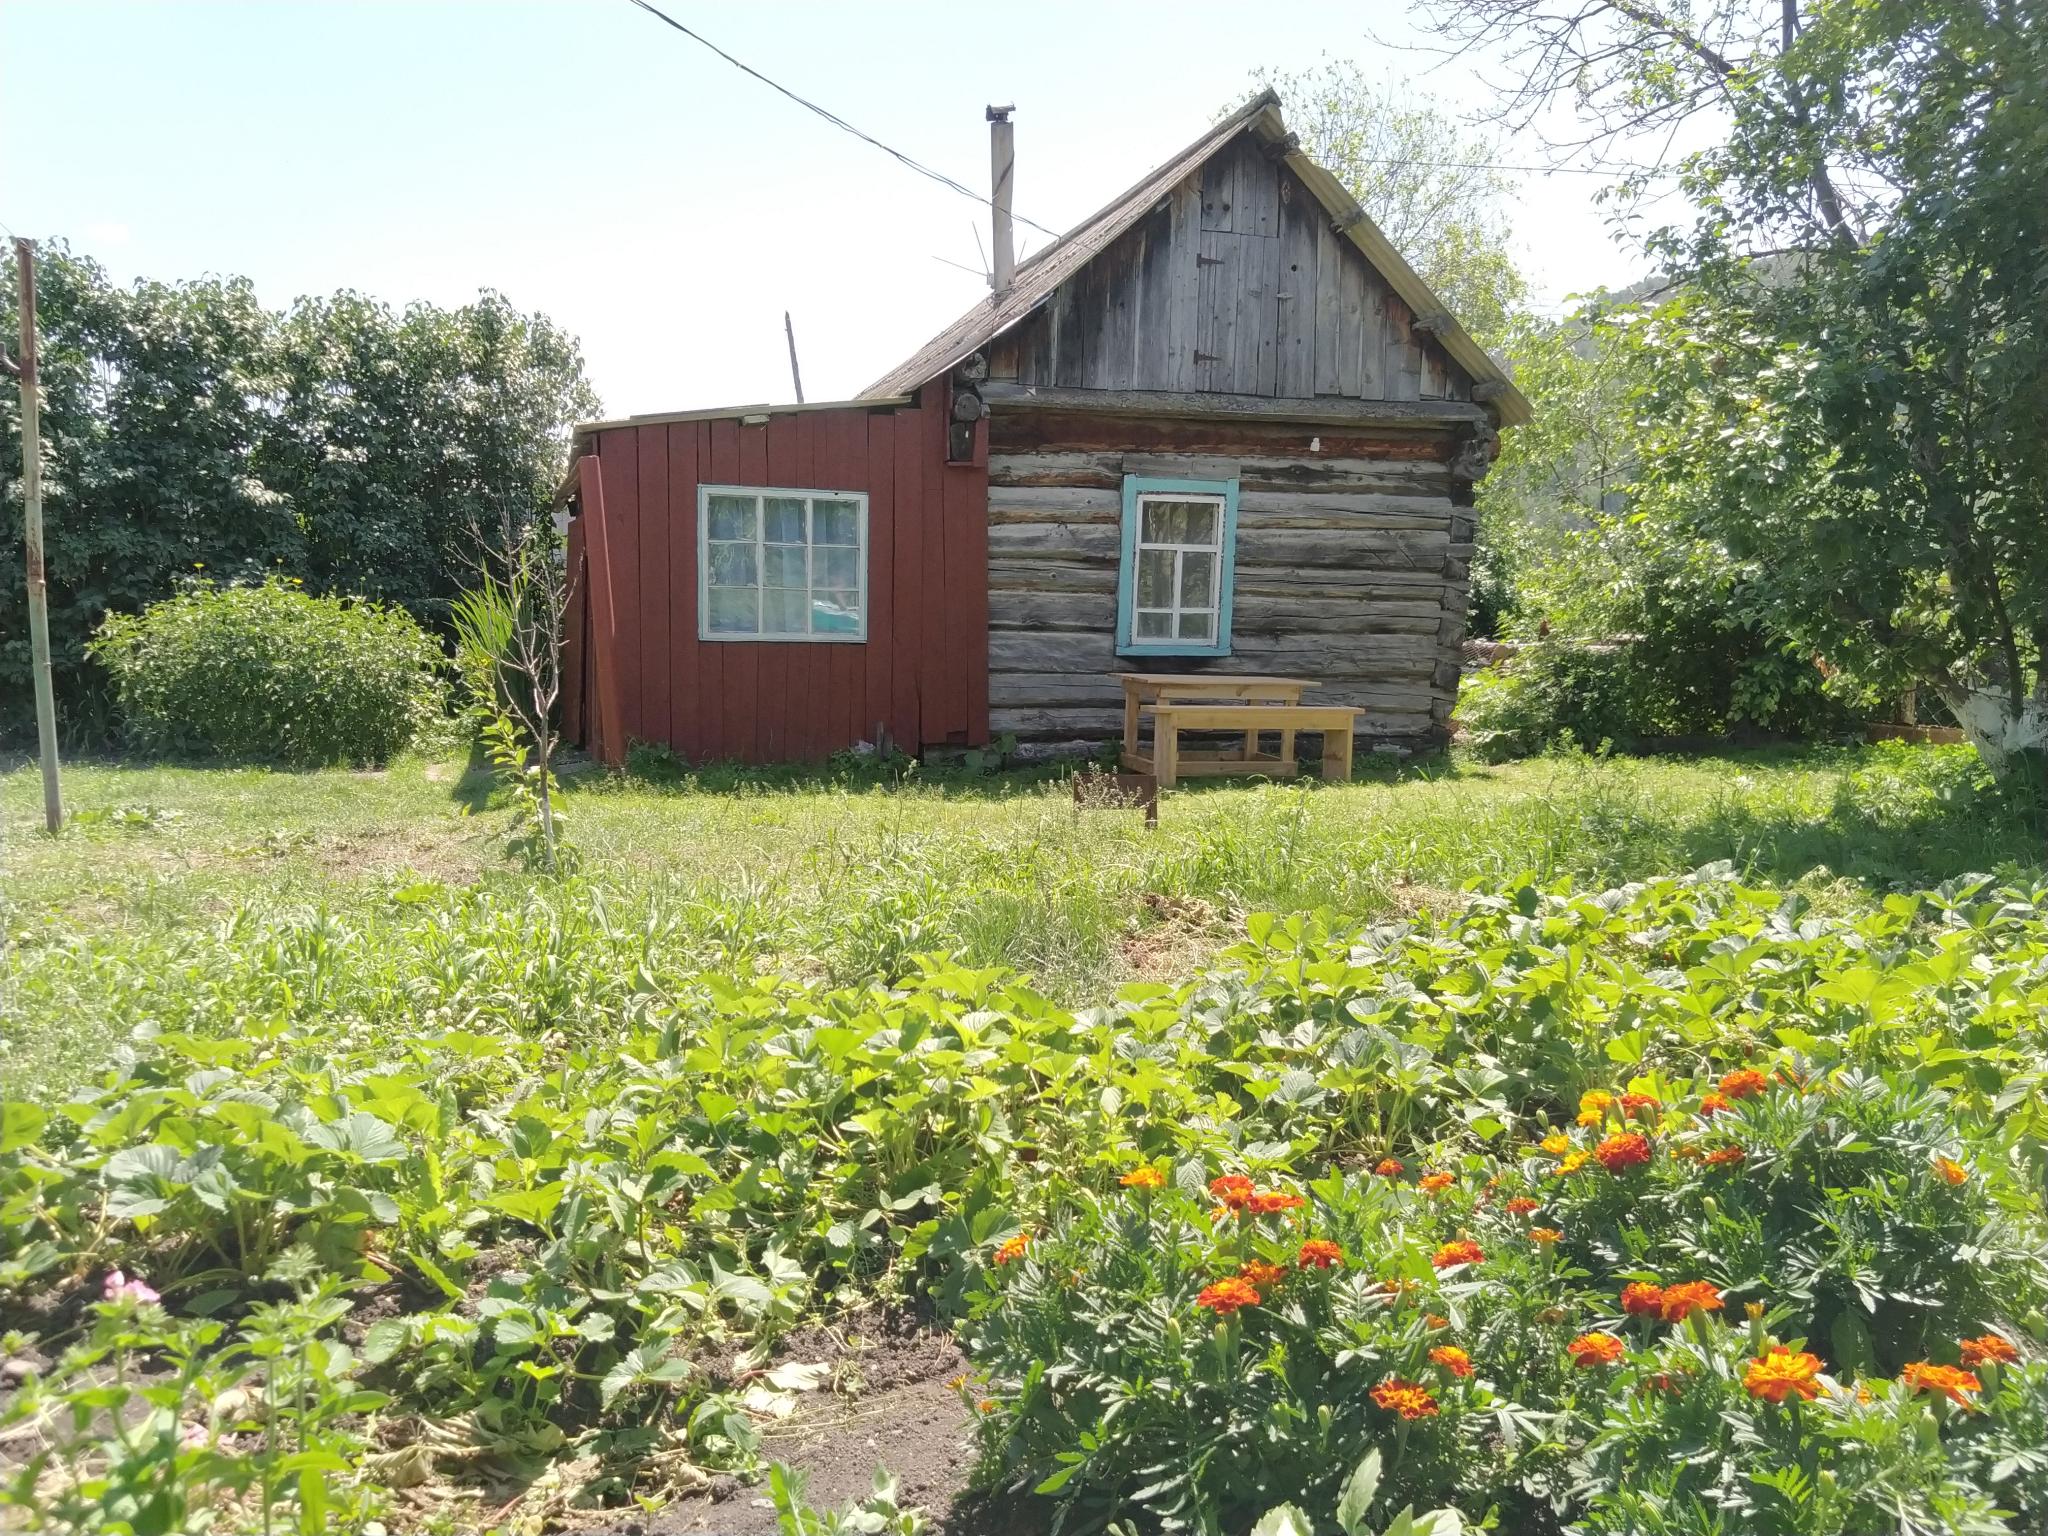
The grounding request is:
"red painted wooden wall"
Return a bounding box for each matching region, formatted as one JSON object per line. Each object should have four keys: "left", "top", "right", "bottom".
{"left": 563, "top": 394, "right": 989, "bottom": 764}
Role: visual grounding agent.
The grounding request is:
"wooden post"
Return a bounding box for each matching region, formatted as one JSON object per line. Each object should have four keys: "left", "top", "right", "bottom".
{"left": 14, "top": 238, "right": 62, "bottom": 833}
{"left": 783, "top": 310, "right": 804, "bottom": 404}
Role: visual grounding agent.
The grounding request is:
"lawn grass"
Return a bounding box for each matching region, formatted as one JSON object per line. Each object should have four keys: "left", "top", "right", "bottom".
{"left": 1, "top": 740, "right": 2034, "bottom": 1104}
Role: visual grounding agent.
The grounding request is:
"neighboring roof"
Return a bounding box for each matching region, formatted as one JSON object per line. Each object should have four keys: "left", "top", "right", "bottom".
{"left": 859, "top": 89, "right": 1531, "bottom": 428}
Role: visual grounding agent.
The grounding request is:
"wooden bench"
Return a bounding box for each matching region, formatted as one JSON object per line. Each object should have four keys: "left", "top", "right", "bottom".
{"left": 1128, "top": 703, "right": 1361, "bottom": 788}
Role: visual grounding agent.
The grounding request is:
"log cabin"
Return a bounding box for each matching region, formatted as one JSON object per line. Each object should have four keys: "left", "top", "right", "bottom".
{"left": 559, "top": 89, "right": 1529, "bottom": 766}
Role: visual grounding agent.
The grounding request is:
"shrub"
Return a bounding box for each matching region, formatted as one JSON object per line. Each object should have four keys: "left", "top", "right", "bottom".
{"left": 91, "top": 576, "right": 446, "bottom": 765}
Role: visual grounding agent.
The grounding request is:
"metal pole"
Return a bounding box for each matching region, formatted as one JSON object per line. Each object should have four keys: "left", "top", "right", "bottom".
{"left": 16, "top": 237, "right": 62, "bottom": 833}
{"left": 783, "top": 310, "right": 804, "bottom": 403}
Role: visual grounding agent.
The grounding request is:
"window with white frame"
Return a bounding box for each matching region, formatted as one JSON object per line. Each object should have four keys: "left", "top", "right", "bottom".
{"left": 1118, "top": 476, "right": 1238, "bottom": 656}
{"left": 698, "top": 486, "right": 868, "bottom": 642}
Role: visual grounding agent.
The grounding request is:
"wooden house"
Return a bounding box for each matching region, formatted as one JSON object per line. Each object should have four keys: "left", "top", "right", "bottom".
{"left": 560, "top": 89, "right": 1529, "bottom": 766}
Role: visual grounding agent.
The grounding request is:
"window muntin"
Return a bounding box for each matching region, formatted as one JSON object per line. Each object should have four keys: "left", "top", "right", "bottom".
{"left": 1117, "top": 476, "right": 1238, "bottom": 656}
{"left": 698, "top": 486, "right": 867, "bottom": 642}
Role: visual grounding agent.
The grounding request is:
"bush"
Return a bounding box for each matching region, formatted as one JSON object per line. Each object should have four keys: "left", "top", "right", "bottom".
{"left": 91, "top": 576, "right": 446, "bottom": 765}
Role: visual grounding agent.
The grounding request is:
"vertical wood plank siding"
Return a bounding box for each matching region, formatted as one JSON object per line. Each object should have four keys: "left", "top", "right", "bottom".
{"left": 989, "top": 137, "right": 1471, "bottom": 407}
{"left": 564, "top": 397, "right": 988, "bottom": 764}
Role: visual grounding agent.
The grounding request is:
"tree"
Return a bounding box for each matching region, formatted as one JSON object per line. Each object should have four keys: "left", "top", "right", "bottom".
{"left": 1248, "top": 62, "right": 1528, "bottom": 344}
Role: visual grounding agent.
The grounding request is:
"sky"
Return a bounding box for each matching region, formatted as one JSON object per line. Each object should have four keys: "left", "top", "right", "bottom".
{"left": 0, "top": 0, "right": 1686, "bottom": 420}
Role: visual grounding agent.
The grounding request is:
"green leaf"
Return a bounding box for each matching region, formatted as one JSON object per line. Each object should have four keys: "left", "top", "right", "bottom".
{"left": 0, "top": 1101, "right": 47, "bottom": 1154}
{"left": 305, "top": 1111, "right": 405, "bottom": 1162}
{"left": 1336, "top": 1448, "right": 1383, "bottom": 1536}
{"left": 1250, "top": 1506, "right": 1315, "bottom": 1536}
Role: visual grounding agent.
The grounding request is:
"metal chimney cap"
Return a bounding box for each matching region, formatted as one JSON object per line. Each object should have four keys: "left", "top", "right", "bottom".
{"left": 985, "top": 104, "right": 1014, "bottom": 121}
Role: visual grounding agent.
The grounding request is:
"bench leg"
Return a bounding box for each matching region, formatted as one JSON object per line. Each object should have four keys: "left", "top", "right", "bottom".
{"left": 1241, "top": 727, "right": 1259, "bottom": 762}
{"left": 1156, "top": 722, "right": 1180, "bottom": 789}
{"left": 1123, "top": 690, "right": 1141, "bottom": 764}
{"left": 1279, "top": 728, "right": 1296, "bottom": 775}
{"left": 1322, "top": 727, "right": 1354, "bottom": 782}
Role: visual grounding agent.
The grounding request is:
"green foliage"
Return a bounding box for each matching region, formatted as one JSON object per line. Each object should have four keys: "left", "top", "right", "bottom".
{"left": 90, "top": 577, "right": 446, "bottom": 766}
{"left": 0, "top": 246, "right": 599, "bottom": 744}
{"left": 451, "top": 560, "right": 574, "bottom": 872}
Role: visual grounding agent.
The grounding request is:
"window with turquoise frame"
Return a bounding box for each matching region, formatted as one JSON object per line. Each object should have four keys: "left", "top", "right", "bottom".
{"left": 1115, "top": 474, "right": 1239, "bottom": 657}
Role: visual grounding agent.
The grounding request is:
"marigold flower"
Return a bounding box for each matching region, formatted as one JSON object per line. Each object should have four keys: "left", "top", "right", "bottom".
{"left": 1197, "top": 1276, "right": 1261, "bottom": 1315}
{"left": 1933, "top": 1156, "right": 1969, "bottom": 1187}
{"left": 1620, "top": 1281, "right": 1665, "bottom": 1316}
{"left": 1418, "top": 1172, "right": 1455, "bottom": 1195}
{"left": 1703, "top": 1145, "right": 1746, "bottom": 1167}
{"left": 1424, "top": 1313, "right": 1450, "bottom": 1330}
{"left": 1659, "top": 1281, "right": 1724, "bottom": 1323}
{"left": 1120, "top": 1166, "right": 1165, "bottom": 1190}
{"left": 1374, "top": 1157, "right": 1405, "bottom": 1178}
{"left": 1298, "top": 1239, "right": 1343, "bottom": 1269}
{"left": 1593, "top": 1132, "right": 1653, "bottom": 1173}
{"left": 1555, "top": 1150, "right": 1591, "bottom": 1175}
{"left": 1579, "top": 1090, "right": 1616, "bottom": 1118}
{"left": 1567, "top": 1332, "right": 1625, "bottom": 1368}
{"left": 1503, "top": 1196, "right": 1540, "bottom": 1216}
{"left": 1641, "top": 1371, "right": 1684, "bottom": 1396}
{"left": 1959, "top": 1334, "right": 2020, "bottom": 1367}
{"left": 1902, "top": 1360, "right": 1981, "bottom": 1407}
{"left": 1540, "top": 1134, "right": 1572, "bottom": 1157}
{"left": 1429, "top": 1345, "right": 1474, "bottom": 1377}
{"left": 1238, "top": 1260, "right": 1287, "bottom": 1288}
{"left": 977, "top": 1398, "right": 998, "bottom": 1414}
{"left": 1380, "top": 1277, "right": 1421, "bottom": 1299}
{"left": 1432, "top": 1239, "right": 1484, "bottom": 1269}
{"left": 1209, "top": 1174, "right": 1256, "bottom": 1209}
{"left": 1719, "top": 1068, "right": 1769, "bottom": 1101}
{"left": 1743, "top": 1346, "right": 1822, "bottom": 1403}
{"left": 1528, "top": 1226, "right": 1563, "bottom": 1245}
{"left": 1621, "top": 1092, "right": 1659, "bottom": 1116}
{"left": 1246, "top": 1190, "right": 1306, "bottom": 1216}
{"left": 1370, "top": 1378, "right": 1440, "bottom": 1419}
{"left": 1699, "top": 1092, "right": 1733, "bottom": 1118}
{"left": 1576, "top": 1109, "right": 1605, "bottom": 1127}
{"left": 993, "top": 1234, "right": 1031, "bottom": 1265}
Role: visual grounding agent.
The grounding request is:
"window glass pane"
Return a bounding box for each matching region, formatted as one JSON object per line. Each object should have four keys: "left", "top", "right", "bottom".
{"left": 1180, "top": 551, "right": 1215, "bottom": 608}
{"left": 706, "top": 587, "right": 757, "bottom": 633}
{"left": 1141, "top": 498, "right": 1217, "bottom": 547}
{"left": 1134, "top": 610, "right": 1172, "bottom": 639}
{"left": 815, "top": 545, "right": 859, "bottom": 592}
{"left": 707, "top": 494, "right": 757, "bottom": 542}
{"left": 813, "top": 500, "right": 860, "bottom": 546}
{"left": 1135, "top": 548, "right": 1174, "bottom": 607}
{"left": 812, "top": 591, "right": 861, "bottom": 634}
{"left": 706, "top": 542, "right": 757, "bottom": 587}
{"left": 1178, "top": 610, "right": 1214, "bottom": 641}
{"left": 763, "top": 545, "right": 807, "bottom": 588}
{"left": 763, "top": 497, "right": 806, "bottom": 544}
{"left": 761, "top": 587, "right": 808, "bottom": 634}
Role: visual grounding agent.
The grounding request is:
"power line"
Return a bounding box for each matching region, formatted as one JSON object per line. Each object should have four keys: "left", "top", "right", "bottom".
{"left": 625, "top": 0, "right": 1065, "bottom": 242}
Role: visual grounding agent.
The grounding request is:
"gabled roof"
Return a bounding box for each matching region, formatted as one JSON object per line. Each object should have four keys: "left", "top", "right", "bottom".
{"left": 859, "top": 89, "right": 1531, "bottom": 428}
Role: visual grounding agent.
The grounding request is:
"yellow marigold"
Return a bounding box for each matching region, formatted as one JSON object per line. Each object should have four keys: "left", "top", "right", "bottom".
{"left": 1418, "top": 1172, "right": 1455, "bottom": 1195}
{"left": 1959, "top": 1334, "right": 2020, "bottom": 1367}
{"left": 993, "top": 1233, "right": 1031, "bottom": 1266}
{"left": 1743, "top": 1346, "right": 1822, "bottom": 1403}
{"left": 1370, "top": 1378, "right": 1439, "bottom": 1420}
{"left": 1428, "top": 1345, "right": 1474, "bottom": 1378}
{"left": 1297, "top": 1239, "right": 1343, "bottom": 1269}
{"left": 1556, "top": 1149, "right": 1591, "bottom": 1176}
{"left": 1120, "top": 1166, "right": 1165, "bottom": 1190}
{"left": 1432, "top": 1239, "right": 1484, "bottom": 1269}
{"left": 1579, "top": 1090, "right": 1617, "bottom": 1118}
{"left": 1528, "top": 1226, "right": 1563, "bottom": 1245}
{"left": 1593, "top": 1132, "right": 1653, "bottom": 1173}
{"left": 1238, "top": 1260, "right": 1287, "bottom": 1288}
{"left": 1197, "top": 1276, "right": 1261, "bottom": 1315}
{"left": 1719, "top": 1068, "right": 1769, "bottom": 1101}
{"left": 1933, "top": 1157, "right": 1969, "bottom": 1187}
{"left": 1540, "top": 1134, "right": 1572, "bottom": 1157}
{"left": 1659, "top": 1281, "right": 1724, "bottom": 1323}
{"left": 1504, "top": 1196, "right": 1541, "bottom": 1216}
{"left": 1567, "top": 1332, "right": 1625, "bottom": 1368}
{"left": 1576, "top": 1109, "right": 1605, "bottom": 1127}
{"left": 1902, "top": 1360, "right": 1981, "bottom": 1407}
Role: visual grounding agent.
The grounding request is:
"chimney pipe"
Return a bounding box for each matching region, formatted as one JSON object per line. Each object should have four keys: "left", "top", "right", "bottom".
{"left": 986, "top": 104, "right": 1015, "bottom": 296}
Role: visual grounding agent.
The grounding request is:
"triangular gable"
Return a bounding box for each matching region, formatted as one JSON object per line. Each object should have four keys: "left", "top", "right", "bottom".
{"left": 860, "top": 90, "right": 1530, "bottom": 426}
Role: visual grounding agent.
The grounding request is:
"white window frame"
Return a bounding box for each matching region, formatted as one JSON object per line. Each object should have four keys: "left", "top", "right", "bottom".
{"left": 696, "top": 484, "right": 869, "bottom": 644}
{"left": 1123, "top": 488, "right": 1232, "bottom": 653}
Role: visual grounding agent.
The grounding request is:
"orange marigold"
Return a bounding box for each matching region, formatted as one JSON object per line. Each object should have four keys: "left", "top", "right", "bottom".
{"left": 1567, "top": 1332, "right": 1626, "bottom": 1368}
{"left": 1418, "top": 1172, "right": 1455, "bottom": 1195}
{"left": 1593, "top": 1132, "right": 1653, "bottom": 1173}
{"left": 1703, "top": 1145, "right": 1747, "bottom": 1167}
{"left": 1933, "top": 1156, "right": 1969, "bottom": 1187}
{"left": 1902, "top": 1360, "right": 1981, "bottom": 1407}
{"left": 1659, "top": 1281, "right": 1725, "bottom": 1323}
{"left": 1209, "top": 1174, "right": 1256, "bottom": 1209}
{"left": 1504, "top": 1196, "right": 1541, "bottom": 1216}
{"left": 1622, "top": 1092, "right": 1660, "bottom": 1116}
{"left": 1743, "top": 1346, "right": 1823, "bottom": 1403}
{"left": 1719, "top": 1068, "right": 1769, "bottom": 1101}
{"left": 1424, "top": 1313, "right": 1451, "bottom": 1330}
{"left": 1247, "top": 1190, "right": 1307, "bottom": 1216}
{"left": 1959, "top": 1334, "right": 2020, "bottom": 1367}
{"left": 1120, "top": 1166, "right": 1166, "bottom": 1190}
{"left": 1429, "top": 1345, "right": 1474, "bottom": 1377}
{"left": 1239, "top": 1260, "right": 1288, "bottom": 1288}
{"left": 977, "top": 1398, "right": 998, "bottom": 1414}
{"left": 1699, "top": 1092, "right": 1733, "bottom": 1118}
{"left": 1374, "top": 1157, "right": 1405, "bottom": 1178}
{"left": 993, "top": 1233, "right": 1031, "bottom": 1265}
{"left": 1529, "top": 1226, "right": 1563, "bottom": 1245}
{"left": 1197, "top": 1276, "right": 1261, "bottom": 1315}
{"left": 1620, "top": 1281, "right": 1665, "bottom": 1316}
{"left": 1432, "top": 1239, "right": 1484, "bottom": 1269}
{"left": 1540, "top": 1133, "right": 1573, "bottom": 1157}
{"left": 1370, "top": 1378, "right": 1440, "bottom": 1420}
{"left": 1297, "top": 1239, "right": 1344, "bottom": 1269}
